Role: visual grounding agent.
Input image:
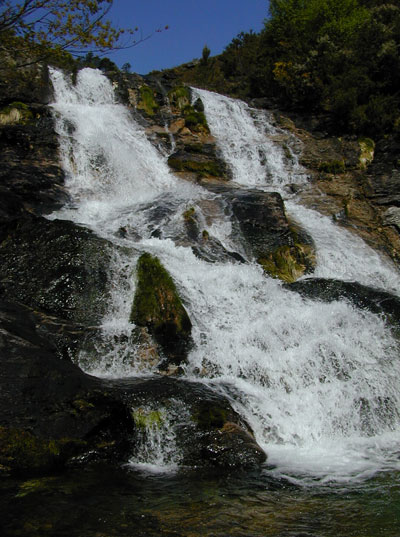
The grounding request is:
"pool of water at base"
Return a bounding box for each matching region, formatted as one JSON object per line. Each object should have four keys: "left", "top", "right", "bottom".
{"left": 1, "top": 465, "right": 400, "bottom": 537}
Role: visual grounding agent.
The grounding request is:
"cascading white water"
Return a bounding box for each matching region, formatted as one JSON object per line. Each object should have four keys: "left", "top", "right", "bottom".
{"left": 129, "top": 404, "right": 185, "bottom": 472}
{"left": 286, "top": 201, "right": 400, "bottom": 294}
{"left": 50, "top": 68, "right": 199, "bottom": 235}
{"left": 50, "top": 69, "right": 400, "bottom": 483}
{"left": 193, "top": 87, "right": 307, "bottom": 191}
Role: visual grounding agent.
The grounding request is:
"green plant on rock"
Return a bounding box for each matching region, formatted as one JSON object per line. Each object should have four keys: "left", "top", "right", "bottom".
{"left": 132, "top": 408, "right": 163, "bottom": 430}
{"left": 318, "top": 160, "right": 346, "bottom": 174}
{"left": 259, "top": 243, "right": 316, "bottom": 283}
{"left": 358, "top": 137, "right": 375, "bottom": 169}
{"left": 138, "top": 85, "right": 159, "bottom": 116}
{"left": 168, "top": 86, "right": 191, "bottom": 109}
{"left": 183, "top": 207, "right": 196, "bottom": 223}
{"left": 168, "top": 157, "right": 223, "bottom": 177}
{"left": 0, "top": 101, "right": 33, "bottom": 125}
{"left": 182, "top": 104, "right": 209, "bottom": 133}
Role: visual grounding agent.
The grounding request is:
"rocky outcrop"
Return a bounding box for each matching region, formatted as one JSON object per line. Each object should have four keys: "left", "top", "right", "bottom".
{"left": 0, "top": 63, "right": 67, "bottom": 225}
{"left": 274, "top": 113, "right": 400, "bottom": 265}
{"left": 0, "top": 216, "right": 112, "bottom": 326}
{"left": 285, "top": 278, "right": 400, "bottom": 326}
{"left": 205, "top": 185, "right": 316, "bottom": 282}
{"left": 0, "top": 300, "right": 135, "bottom": 474}
{"left": 122, "top": 377, "right": 267, "bottom": 469}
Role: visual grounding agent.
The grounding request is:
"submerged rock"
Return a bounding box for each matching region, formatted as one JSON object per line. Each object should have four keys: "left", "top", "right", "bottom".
{"left": 130, "top": 253, "right": 193, "bottom": 367}
{"left": 285, "top": 277, "right": 400, "bottom": 325}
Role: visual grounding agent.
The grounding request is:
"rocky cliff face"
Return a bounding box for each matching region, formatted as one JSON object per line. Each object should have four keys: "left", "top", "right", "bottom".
{"left": 109, "top": 71, "right": 400, "bottom": 268}
{"left": 1, "top": 64, "right": 400, "bottom": 475}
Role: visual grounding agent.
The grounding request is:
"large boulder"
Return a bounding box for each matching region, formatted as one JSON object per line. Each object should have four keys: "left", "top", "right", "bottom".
{"left": 0, "top": 216, "right": 112, "bottom": 325}
{"left": 0, "top": 300, "right": 134, "bottom": 474}
{"left": 285, "top": 277, "right": 400, "bottom": 326}
{"left": 217, "top": 187, "right": 316, "bottom": 282}
{"left": 119, "top": 376, "right": 267, "bottom": 469}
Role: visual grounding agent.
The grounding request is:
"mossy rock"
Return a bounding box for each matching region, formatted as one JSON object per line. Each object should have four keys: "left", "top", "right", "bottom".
{"left": 192, "top": 404, "right": 229, "bottom": 429}
{"left": 167, "top": 86, "right": 191, "bottom": 109}
{"left": 137, "top": 85, "right": 159, "bottom": 116}
{"left": 168, "top": 156, "right": 223, "bottom": 177}
{"left": 358, "top": 137, "right": 375, "bottom": 169}
{"left": 182, "top": 104, "right": 209, "bottom": 133}
{"left": 0, "top": 101, "right": 33, "bottom": 125}
{"left": 131, "top": 408, "right": 163, "bottom": 430}
{"left": 259, "top": 243, "right": 316, "bottom": 283}
{"left": 0, "top": 427, "right": 85, "bottom": 473}
{"left": 130, "top": 253, "right": 192, "bottom": 364}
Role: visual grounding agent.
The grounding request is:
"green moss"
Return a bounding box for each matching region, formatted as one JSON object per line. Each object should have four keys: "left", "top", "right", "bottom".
{"left": 183, "top": 143, "right": 204, "bottom": 153}
{"left": 138, "top": 85, "right": 159, "bottom": 116}
{"left": 258, "top": 243, "right": 316, "bottom": 283}
{"left": 72, "top": 399, "right": 95, "bottom": 412}
{"left": 183, "top": 207, "right": 196, "bottom": 222}
{"left": 318, "top": 160, "right": 346, "bottom": 174}
{"left": 168, "top": 157, "right": 223, "bottom": 177}
{"left": 182, "top": 105, "right": 209, "bottom": 132}
{"left": 16, "top": 477, "right": 57, "bottom": 498}
{"left": 168, "top": 86, "right": 191, "bottom": 109}
{"left": 130, "top": 253, "right": 191, "bottom": 340}
{"left": 0, "top": 101, "right": 33, "bottom": 125}
{"left": 132, "top": 408, "right": 163, "bottom": 429}
{"left": 202, "top": 230, "right": 209, "bottom": 240}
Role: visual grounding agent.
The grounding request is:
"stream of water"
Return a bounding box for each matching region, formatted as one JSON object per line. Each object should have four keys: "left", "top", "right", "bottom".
{"left": 40, "top": 67, "right": 400, "bottom": 535}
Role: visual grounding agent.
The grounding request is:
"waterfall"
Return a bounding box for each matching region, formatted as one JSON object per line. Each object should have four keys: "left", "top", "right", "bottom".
{"left": 50, "top": 69, "right": 400, "bottom": 483}
{"left": 192, "top": 88, "right": 307, "bottom": 192}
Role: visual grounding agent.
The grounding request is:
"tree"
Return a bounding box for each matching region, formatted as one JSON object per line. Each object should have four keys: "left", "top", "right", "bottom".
{"left": 0, "top": 1, "right": 165, "bottom": 68}
{"left": 201, "top": 44, "right": 210, "bottom": 64}
{"left": 121, "top": 62, "right": 131, "bottom": 73}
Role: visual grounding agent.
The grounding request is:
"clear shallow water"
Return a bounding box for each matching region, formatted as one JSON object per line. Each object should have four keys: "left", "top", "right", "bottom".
{"left": 1, "top": 464, "right": 400, "bottom": 537}
{"left": 37, "top": 67, "right": 400, "bottom": 531}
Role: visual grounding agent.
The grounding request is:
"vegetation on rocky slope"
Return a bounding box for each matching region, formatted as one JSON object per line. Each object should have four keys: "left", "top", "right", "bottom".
{"left": 160, "top": 0, "right": 400, "bottom": 138}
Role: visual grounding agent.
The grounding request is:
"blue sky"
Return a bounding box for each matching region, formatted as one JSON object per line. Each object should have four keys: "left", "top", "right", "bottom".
{"left": 107, "top": 0, "right": 269, "bottom": 74}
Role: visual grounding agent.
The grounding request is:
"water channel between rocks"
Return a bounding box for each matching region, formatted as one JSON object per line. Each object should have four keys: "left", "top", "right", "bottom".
{"left": 28, "top": 67, "right": 400, "bottom": 536}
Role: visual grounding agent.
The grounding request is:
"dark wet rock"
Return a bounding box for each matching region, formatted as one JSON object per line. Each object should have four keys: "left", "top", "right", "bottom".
{"left": 0, "top": 62, "right": 53, "bottom": 107}
{"left": 179, "top": 206, "right": 246, "bottom": 263}
{"left": 285, "top": 277, "right": 400, "bottom": 325}
{"left": 168, "top": 146, "right": 228, "bottom": 179}
{"left": 130, "top": 253, "right": 193, "bottom": 367}
{"left": 0, "top": 215, "right": 112, "bottom": 325}
{"left": 114, "top": 376, "right": 267, "bottom": 469}
{"left": 225, "top": 188, "right": 316, "bottom": 282}
{"left": 0, "top": 300, "right": 134, "bottom": 474}
{"left": 0, "top": 105, "right": 67, "bottom": 224}
{"left": 0, "top": 298, "right": 93, "bottom": 362}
